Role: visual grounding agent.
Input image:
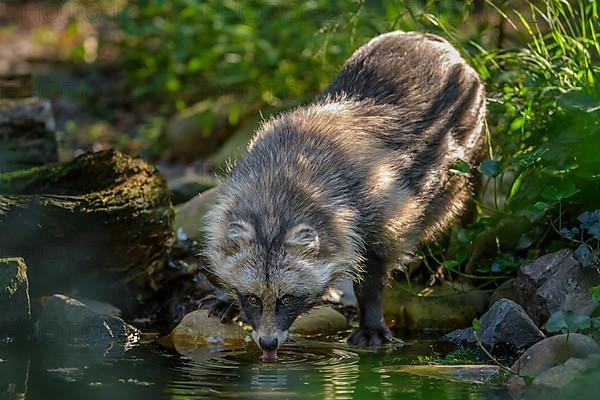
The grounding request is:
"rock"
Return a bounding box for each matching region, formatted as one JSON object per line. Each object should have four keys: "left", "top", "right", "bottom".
{"left": 35, "top": 294, "right": 140, "bottom": 345}
{"left": 174, "top": 187, "right": 218, "bottom": 242}
{"left": 0, "top": 73, "right": 33, "bottom": 99}
{"left": 167, "top": 174, "right": 216, "bottom": 205}
{"left": 443, "top": 298, "right": 544, "bottom": 351}
{"left": 531, "top": 356, "right": 600, "bottom": 388}
{"left": 376, "top": 364, "right": 501, "bottom": 385}
{"left": 0, "top": 150, "right": 174, "bottom": 303}
{"left": 74, "top": 297, "right": 121, "bottom": 317}
{"left": 170, "top": 309, "right": 249, "bottom": 362}
{"left": 289, "top": 306, "right": 349, "bottom": 336}
{"left": 507, "top": 333, "right": 600, "bottom": 389}
{"left": 156, "top": 161, "right": 218, "bottom": 205}
{"left": 165, "top": 96, "right": 258, "bottom": 161}
{"left": 515, "top": 249, "right": 600, "bottom": 326}
{"left": 0, "top": 343, "right": 29, "bottom": 399}
{"left": 0, "top": 96, "right": 58, "bottom": 172}
{"left": 489, "top": 278, "right": 518, "bottom": 307}
{"left": 171, "top": 309, "right": 247, "bottom": 349}
{"left": 384, "top": 281, "right": 490, "bottom": 332}
{"left": 0, "top": 258, "right": 30, "bottom": 324}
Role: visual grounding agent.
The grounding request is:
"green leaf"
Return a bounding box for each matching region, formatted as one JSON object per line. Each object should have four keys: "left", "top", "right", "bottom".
{"left": 542, "top": 311, "right": 591, "bottom": 333}
{"left": 450, "top": 159, "right": 471, "bottom": 176}
{"left": 508, "top": 171, "right": 525, "bottom": 200}
{"left": 524, "top": 375, "right": 535, "bottom": 385}
{"left": 590, "top": 286, "right": 600, "bottom": 303}
{"left": 478, "top": 159, "right": 502, "bottom": 178}
{"left": 509, "top": 116, "right": 524, "bottom": 131}
{"left": 442, "top": 260, "right": 460, "bottom": 271}
{"left": 541, "top": 182, "right": 580, "bottom": 202}
{"left": 558, "top": 90, "right": 600, "bottom": 113}
{"left": 472, "top": 318, "right": 481, "bottom": 332}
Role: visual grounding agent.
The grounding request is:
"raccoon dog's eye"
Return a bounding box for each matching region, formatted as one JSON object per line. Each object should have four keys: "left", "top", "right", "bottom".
{"left": 247, "top": 295, "right": 260, "bottom": 306}
{"left": 280, "top": 295, "right": 294, "bottom": 306}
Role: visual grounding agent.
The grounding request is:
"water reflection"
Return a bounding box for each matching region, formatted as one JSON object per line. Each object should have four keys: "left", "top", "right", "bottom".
{"left": 170, "top": 339, "right": 362, "bottom": 399}
{"left": 0, "top": 338, "right": 528, "bottom": 400}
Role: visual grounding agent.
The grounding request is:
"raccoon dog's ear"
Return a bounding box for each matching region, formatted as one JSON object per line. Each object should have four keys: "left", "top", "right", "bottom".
{"left": 285, "top": 224, "right": 319, "bottom": 255}
{"left": 226, "top": 221, "right": 255, "bottom": 248}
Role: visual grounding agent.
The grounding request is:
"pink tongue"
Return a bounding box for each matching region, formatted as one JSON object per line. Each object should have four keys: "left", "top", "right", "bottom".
{"left": 261, "top": 349, "right": 278, "bottom": 362}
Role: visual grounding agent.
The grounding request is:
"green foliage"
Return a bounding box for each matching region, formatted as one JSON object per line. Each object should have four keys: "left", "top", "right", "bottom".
{"left": 418, "top": 0, "right": 600, "bottom": 279}
{"left": 415, "top": 347, "right": 480, "bottom": 365}
{"left": 543, "top": 311, "right": 592, "bottom": 334}
{"left": 114, "top": 0, "right": 379, "bottom": 113}
{"left": 112, "top": 0, "right": 476, "bottom": 113}
{"left": 590, "top": 286, "right": 600, "bottom": 303}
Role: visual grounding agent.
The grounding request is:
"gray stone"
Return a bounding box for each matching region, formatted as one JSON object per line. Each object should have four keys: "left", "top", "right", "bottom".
{"left": 174, "top": 187, "right": 218, "bottom": 242}
{"left": 516, "top": 249, "right": 600, "bottom": 326}
{"left": 443, "top": 298, "right": 544, "bottom": 350}
{"left": 0, "top": 97, "right": 57, "bottom": 172}
{"left": 507, "top": 333, "right": 600, "bottom": 389}
{"left": 489, "top": 278, "right": 518, "bottom": 307}
{"left": 0, "top": 258, "right": 30, "bottom": 324}
{"left": 35, "top": 294, "right": 140, "bottom": 345}
{"left": 289, "top": 306, "right": 349, "bottom": 336}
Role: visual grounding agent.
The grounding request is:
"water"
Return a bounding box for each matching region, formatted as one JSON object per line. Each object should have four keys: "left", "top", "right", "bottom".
{"left": 1, "top": 336, "right": 596, "bottom": 400}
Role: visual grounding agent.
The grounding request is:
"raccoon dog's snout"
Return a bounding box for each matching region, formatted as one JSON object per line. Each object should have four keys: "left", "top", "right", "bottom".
{"left": 258, "top": 336, "right": 278, "bottom": 350}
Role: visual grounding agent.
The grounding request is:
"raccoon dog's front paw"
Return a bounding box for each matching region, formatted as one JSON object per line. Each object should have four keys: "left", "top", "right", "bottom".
{"left": 347, "top": 325, "right": 404, "bottom": 347}
{"left": 197, "top": 290, "right": 240, "bottom": 323}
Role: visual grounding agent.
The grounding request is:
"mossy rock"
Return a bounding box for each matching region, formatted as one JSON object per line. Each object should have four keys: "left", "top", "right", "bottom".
{"left": 384, "top": 281, "right": 490, "bottom": 332}
{"left": 0, "top": 150, "right": 174, "bottom": 302}
{"left": 0, "top": 257, "right": 30, "bottom": 323}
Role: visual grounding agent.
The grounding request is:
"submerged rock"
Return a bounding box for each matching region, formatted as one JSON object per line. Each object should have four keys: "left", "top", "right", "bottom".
{"left": 0, "top": 258, "right": 31, "bottom": 324}
{"left": 35, "top": 294, "right": 140, "bottom": 346}
{"left": 442, "top": 298, "right": 544, "bottom": 351}
{"left": 514, "top": 249, "right": 600, "bottom": 326}
{"left": 376, "top": 364, "right": 501, "bottom": 385}
{"left": 507, "top": 333, "right": 600, "bottom": 390}
{"left": 384, "top": 281, "right": 490, "bottom": 332}
{"left": 289, "top": 306, "right": 349, "bottom": 336}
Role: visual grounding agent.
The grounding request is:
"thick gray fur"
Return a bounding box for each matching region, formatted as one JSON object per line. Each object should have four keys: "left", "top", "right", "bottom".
{"left": 204, "top": 31, "right": 486, "bottom": 348}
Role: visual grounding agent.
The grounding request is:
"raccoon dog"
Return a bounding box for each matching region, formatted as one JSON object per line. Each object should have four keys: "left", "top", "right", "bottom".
{"left": 204, "top": 31, "right": 486, "bottom": 360}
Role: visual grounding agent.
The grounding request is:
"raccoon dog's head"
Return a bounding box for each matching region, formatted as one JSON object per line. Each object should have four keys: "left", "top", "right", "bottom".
{"left": 206, "top": 217, "right": 345, "bottom": 360}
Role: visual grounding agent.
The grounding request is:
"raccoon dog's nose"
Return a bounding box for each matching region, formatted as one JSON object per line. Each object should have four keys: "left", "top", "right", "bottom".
{"left": 259, "top": 336, "right": 278, "bottom": 350}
